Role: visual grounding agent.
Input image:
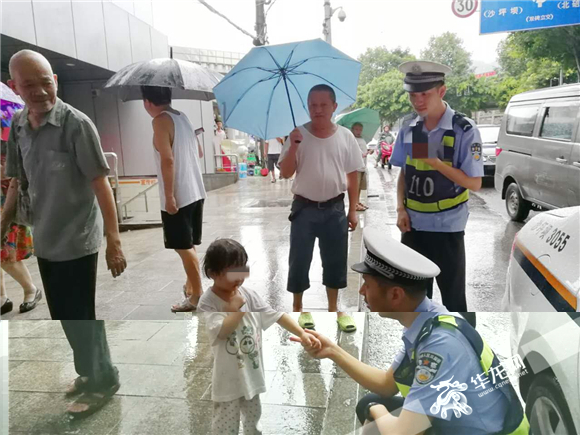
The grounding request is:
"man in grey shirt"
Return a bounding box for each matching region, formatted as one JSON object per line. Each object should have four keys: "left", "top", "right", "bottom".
{"left": 0, "top": 50, "right": 125, "bottom": 416}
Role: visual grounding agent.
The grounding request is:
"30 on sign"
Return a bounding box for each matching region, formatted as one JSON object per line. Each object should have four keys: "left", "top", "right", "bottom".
{"left": 452, "top": 0, "right": 478, "bottom": 17}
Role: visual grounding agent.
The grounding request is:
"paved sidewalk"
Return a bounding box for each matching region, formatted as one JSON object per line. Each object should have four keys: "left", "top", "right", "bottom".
{"left": 3, "top": 166, "right": 393, "bottom": 320}
{"left": 8, "top": 313, "right": 366, "bottom": 435}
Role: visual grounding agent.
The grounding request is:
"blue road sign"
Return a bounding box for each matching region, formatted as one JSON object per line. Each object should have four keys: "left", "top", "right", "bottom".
{"left": 480, "top": 0, "right": 580, "bottom": 34}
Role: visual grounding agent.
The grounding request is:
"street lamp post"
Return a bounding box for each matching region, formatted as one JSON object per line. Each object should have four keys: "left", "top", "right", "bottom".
{"left": 323, "top": 0, "right": 346, "bottom": 45}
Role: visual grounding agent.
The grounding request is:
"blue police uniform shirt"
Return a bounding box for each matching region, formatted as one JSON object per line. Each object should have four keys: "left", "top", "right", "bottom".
{"left": 390, "top": 104, "right": 484, "bottom": 233}
{"left": 391, "top": 297, "right": 448, "bottom": 371}
{"left": 392, "top": 311, "right": 510, "bottom": 435}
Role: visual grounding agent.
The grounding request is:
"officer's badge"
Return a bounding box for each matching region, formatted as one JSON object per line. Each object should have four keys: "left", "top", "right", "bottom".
{"left": 471, "top": 143, "right": 482, "bottom": 161}
{"left": 415, "top": 351, "right": 444, "bottom": 385}
{"left": 412, "top": 64, "right": 422, "bottom": 74}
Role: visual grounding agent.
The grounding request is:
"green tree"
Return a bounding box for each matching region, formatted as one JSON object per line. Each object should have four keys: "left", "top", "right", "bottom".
{"left": 507, "top": 27, "right": 580, "bottom": 78}
{"left": 493, "top": 30, "right": 579, "bottom": 109}
{"left": 357, "top": 47, "right": 415, "bottom": 86}
{"left": 355, "top": 69, "right": 412, "bottom": 125}
{"left": 444, "top": 74, "right": 496, "bottom": 114}
{"left": 420, "top": 32, "right": 473, "bottom": 76}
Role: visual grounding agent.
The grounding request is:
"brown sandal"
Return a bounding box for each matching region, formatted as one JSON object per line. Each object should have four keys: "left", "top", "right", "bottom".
{"left": 67, "top": 382, "right": 120, "bottom": 419}
{"left": 65, "top": 376, "right": 90, "bottom": 397}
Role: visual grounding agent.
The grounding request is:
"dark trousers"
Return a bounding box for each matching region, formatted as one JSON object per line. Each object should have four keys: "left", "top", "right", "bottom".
{"left": 60, "top": 321, "right": 118, "bottom": 392}
{"left": 287, "top": 199, "right": 348, "bottom": 293}
{"left": 401, "top": 230, "right": 467, "bottom": 311}
{"left": 356, "top": 394, "right": 436, "bottom": 434}
{"left": 37, "top": 253, "right": 98, "bottom": 320}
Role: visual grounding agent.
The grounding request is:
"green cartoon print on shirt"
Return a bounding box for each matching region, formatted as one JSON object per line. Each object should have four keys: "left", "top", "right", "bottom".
{"left": 225, "top": 324, "right": 261, "bottom": 370}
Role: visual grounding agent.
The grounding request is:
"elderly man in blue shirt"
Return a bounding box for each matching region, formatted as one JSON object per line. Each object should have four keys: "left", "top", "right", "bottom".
{"left": 390, "top": 61, "right": 484, "bottom": 312}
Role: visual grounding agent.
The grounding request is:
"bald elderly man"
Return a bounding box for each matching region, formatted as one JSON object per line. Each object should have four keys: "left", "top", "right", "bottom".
{"left": 1, "top": 49, "right": 127, "bottom": 318}
{"left": 0, "top": 50, "right": 125, "bottom": 416}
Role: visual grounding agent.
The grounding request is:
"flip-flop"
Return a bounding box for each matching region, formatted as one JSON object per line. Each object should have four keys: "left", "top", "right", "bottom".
{"left": 337, "top": 315, "right": 357, "bottom": 333}
{"left": 67, "top": 382, "right": 120, "bottom": 419}
{"left": 298, "top": 313, "right": 315, "bottom": 330}
{"left": 171, "top": 295, "right": 198, "bottom": 313}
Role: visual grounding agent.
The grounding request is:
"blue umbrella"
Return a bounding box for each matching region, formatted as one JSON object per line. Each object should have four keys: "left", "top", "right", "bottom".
{"left": 213, "top": 39, "right": 361, "bottom": 140}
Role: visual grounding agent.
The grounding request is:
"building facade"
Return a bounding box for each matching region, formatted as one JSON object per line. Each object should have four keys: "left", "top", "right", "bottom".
{"left": 1, "top": 0, "right": 219, "bottom": 178}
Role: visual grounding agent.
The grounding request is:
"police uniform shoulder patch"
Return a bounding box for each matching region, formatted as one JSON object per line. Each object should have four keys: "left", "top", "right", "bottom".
{"left": 415, "top": 351, "right": 444, "bottom": 385}
{"left": 471, "top": 143, "right": 482, "bottom": 161}
{"left": 452, "top": 113, "right": 473, "bottom": 132}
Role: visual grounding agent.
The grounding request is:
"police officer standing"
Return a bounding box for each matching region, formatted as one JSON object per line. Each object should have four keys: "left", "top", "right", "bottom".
{"left": 390, "top": 61, "right": 484, "bottom": 312}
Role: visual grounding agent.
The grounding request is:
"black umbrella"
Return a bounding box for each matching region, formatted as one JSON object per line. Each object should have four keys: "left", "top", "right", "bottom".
{"left": 103, "top": 58, "right": 223, "bottom": 101}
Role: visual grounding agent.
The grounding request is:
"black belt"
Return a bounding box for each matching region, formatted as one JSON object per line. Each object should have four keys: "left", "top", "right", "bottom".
{"left": 294, "top": 193, "right": 345, "bottom": 209}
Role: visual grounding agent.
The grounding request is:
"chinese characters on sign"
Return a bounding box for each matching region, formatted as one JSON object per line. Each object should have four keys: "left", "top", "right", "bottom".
{"left": 481, "top": 0, "right": 580, "bottom": 34}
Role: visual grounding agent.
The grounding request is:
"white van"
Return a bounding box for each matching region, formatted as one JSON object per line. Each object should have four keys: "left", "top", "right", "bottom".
{"left": 495, "top": 84, "right": 580, "bottom": 221}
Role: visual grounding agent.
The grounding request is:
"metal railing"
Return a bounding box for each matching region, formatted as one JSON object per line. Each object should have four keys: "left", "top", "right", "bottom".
{"left": 104, "top": 152, "right": 159, "bottom": 223}
{"left": 214, "top": 154, "right": 240, "bottom": 182}
{"left": 119, "top": 181, "right": 159, "bottom": 222}
{"left": 104, "top": 152, "right": 122, "bottom": 224}
{"left": 106, "top": 153, "right": 238, "bottom": 224}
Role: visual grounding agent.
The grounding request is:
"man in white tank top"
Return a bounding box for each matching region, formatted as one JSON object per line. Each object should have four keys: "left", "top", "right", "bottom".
{"left": 142, "top": 86, "right": 207, "bottom": 312}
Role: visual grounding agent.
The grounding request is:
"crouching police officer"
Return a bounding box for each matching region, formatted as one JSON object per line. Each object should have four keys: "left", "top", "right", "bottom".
{"left": 353, "top": 310, "right": 530, "bottom": 435}
{"left": 390, "top": 61, "right": 484, "bottom": 312}
{"left": 295, "top": 312, "right": 529, "bottom": 434}
{"left": 354, "top": 227, "right": 476, "bottom": 327}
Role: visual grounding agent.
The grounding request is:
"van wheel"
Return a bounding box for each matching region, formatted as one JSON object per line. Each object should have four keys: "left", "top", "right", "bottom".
{"left": 505, "top": 182, "right": 531, "bottom": 222}
{"left": 526, "top": 373, "right": 577, "bottom": 435}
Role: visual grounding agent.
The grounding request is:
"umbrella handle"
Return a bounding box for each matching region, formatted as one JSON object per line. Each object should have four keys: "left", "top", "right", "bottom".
{"left": 282, "top": 74, "right": 300, "bottom": 143}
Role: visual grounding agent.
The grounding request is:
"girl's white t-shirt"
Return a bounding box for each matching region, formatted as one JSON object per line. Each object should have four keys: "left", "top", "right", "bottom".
{"left": 199, "top": 287, "right": 283, "bottom": 402}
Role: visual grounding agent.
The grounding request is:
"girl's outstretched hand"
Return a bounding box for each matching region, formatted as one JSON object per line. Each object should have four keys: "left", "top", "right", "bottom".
{"left": 290, "top": 330, "right": 336, "bottom": 360}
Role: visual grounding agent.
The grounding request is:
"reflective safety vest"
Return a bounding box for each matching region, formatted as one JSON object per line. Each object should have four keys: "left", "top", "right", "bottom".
{"left": 393, "top": 315, "right": 530, "bottom": 435}
{"left": 404, "top": 113, "right": 471, "bottom": 213}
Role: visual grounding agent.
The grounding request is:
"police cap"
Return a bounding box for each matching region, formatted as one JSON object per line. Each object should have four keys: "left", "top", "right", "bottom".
{"left": 351, "top": 228, "right": 440, "bottom": 286}
{"left": 399, "top": 61, "right": 452, "bottom": 93}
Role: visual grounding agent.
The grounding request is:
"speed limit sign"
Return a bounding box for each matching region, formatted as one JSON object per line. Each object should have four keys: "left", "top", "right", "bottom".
{"left": 452, "top": 0, "right": 478, "bottom": 18}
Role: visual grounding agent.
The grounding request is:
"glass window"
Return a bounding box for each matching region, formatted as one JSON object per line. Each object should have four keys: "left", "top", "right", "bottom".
{"left": 506, "top": 105, "right": 540, "bottom": 137}
{"left": 540, "top": 105, "right": 579, "bottom": 141}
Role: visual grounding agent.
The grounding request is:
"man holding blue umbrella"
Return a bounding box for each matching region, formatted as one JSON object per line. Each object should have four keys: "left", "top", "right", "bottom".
{"left": 279, "top": 84, "right": 363, "bottom": 332}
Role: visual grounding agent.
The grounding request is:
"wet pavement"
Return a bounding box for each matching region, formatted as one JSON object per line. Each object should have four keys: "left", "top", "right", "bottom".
{"left": 6, "top": 313, "right": 513, "bottom": 435}
{"left": 2, "top": 163, "right": 532, "bottom": 319}
{"left": 7, "top": 314, "right": 367, "bottom": 435}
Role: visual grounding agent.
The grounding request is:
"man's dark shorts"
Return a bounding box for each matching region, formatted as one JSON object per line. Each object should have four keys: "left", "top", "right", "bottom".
{"left": 287, "top": 196, "right": 348, "bottom": 293}
{"left": 267, "top": 154, "right": 280, "bottom": 172}
{"left": 161, "top": 199, "right": 204, "bottom": 250}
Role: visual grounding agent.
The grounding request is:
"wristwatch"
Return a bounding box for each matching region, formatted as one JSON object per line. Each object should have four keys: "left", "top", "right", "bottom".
{"left": 365, "top": 401, "right": 382, "bottom": 422}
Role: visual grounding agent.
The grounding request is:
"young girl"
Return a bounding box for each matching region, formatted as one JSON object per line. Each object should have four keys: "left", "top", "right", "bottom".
{"left": 198, "top": 238, "right": 320, "bottom": 435}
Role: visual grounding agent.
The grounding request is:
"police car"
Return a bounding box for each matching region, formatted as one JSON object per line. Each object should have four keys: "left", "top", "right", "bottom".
{"left": 510, "top": 312, "right": 580, "bottom": 435}
{"left": 503, "top": 206, "right": 579, "bottom": 312}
